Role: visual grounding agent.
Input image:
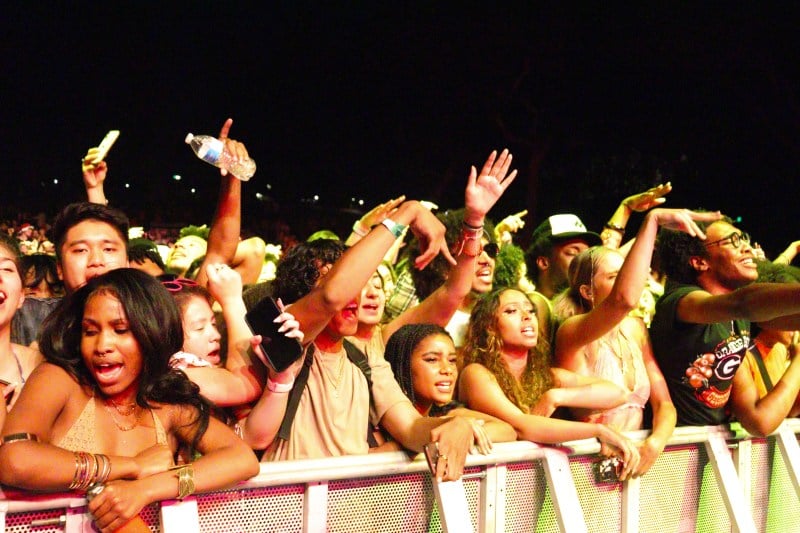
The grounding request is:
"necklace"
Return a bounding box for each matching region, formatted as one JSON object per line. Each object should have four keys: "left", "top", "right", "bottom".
{"left": 320, "top": 351, "right": 347, "bottom": 392}
{"left": 108, "top": 397, "right": 137, "bottom": 416}
{"left": 102, "top": 400, "right": 141, "bottom": 431}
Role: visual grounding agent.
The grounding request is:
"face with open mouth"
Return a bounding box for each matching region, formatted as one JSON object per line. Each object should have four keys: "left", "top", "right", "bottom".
{"left": 410, "top": 333, "right": 458, "bottom": 412}
{"left": 180, "top": 295, "right": 222, "bottom": 366}
{"left": 494, "top": 289, "right": 538, "bottom": 352}
{"left": 358, "top": 272, "right": 386, "bottom": 326}
{"left": 701, "top": 221, "right": 758, "bottom": 289}
{"left": 81, "top": 292, "right": 143, "bottom": 401}
{"left": 328, "top": 297, "right": 361, "bottom": 338}
{"left": 167, "top": 235, "right": 207, "bottom": 274}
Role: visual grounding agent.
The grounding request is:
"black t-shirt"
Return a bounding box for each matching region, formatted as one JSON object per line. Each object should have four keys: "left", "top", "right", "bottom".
{"left": 649, "top": 281, "right": 750, "bottom": 426}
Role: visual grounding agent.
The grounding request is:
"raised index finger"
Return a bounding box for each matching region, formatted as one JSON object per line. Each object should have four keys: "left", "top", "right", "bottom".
{"left": 218, "top": 118, "right": 233, "bottom": 140}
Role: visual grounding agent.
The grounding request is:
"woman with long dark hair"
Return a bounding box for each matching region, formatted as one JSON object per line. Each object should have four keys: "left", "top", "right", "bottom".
{"left": 0, "top": 268, "right": 258, "bottom": 532}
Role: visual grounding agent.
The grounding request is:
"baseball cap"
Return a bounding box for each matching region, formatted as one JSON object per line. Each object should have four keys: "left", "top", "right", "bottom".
{"left": 529, "top": 214, "right": 602, "bottom": 251}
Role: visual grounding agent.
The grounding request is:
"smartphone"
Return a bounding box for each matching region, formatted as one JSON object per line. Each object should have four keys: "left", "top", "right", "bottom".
{"left": 92, "top": 130, "right": 120, "bottom": 163}
{"left": 244, "top": 297, "right": 304, "bottom": 373}
{"left": 423, "top": 442, "right": 440, "bottom": 475}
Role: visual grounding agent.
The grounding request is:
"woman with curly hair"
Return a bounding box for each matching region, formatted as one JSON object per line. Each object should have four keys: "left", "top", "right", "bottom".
{"left": 0, "top": 268, "right": 258, "bottom": 532}
{"left": 459, "top": 287, "right": 642, "bottom": 478}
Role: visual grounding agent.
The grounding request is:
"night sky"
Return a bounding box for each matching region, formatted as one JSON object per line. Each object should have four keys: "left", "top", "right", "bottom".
{"left": 3, "top": 4, "right": 799, "bottom": 254}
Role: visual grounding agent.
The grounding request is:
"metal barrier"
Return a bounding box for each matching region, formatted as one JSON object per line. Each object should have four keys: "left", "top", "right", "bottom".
{"left": 2, "top": 420, "right": 799, "bottom": 533}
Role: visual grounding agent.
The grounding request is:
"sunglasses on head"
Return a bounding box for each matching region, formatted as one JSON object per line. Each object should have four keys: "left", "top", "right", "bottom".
{"left": 161, "top": 278, "right": 199, "bottom": 292}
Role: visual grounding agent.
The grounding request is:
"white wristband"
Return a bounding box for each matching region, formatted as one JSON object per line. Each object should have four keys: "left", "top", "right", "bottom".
{"left": 381, "top": 218, "right": 407, "bottom": 239}
{"left": 267, "top": 377, "right": 294, "bottom": 393}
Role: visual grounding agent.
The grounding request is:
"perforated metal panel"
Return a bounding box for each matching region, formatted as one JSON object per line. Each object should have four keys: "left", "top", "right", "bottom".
{"left": 5, "top": 503, "right": 160, "bottom": 532}
{"left": 325, "top": 469, "right": 482, "bottom": 533}
{"left": 197, "top": 485, "right": 303, "bottom": 533}
{"left": 749, "top": 436, "right": 800, "bottom": 533}
{"left": 503, "top": 460, "right": 555, "bottom": 532}
{"left": 571, "top": 455, "right": 622, "bottom": 532}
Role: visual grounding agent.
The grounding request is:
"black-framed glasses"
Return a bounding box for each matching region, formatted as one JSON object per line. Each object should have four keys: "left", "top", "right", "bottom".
{"left": 162, "top": 278, "right": 199, "bottom": 292}
{"left": 483, "top": 243, "right": 499, "bottom": 258}
{"left": 704, "top": 231, "right": 751, "bottom": 249}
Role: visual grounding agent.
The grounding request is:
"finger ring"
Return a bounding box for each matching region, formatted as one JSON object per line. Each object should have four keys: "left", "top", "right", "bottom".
{"left": 439, "top": 454, "right": 448, "bottom": 461}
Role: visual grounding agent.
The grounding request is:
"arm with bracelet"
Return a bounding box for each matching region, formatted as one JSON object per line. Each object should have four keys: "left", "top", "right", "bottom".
{"left": 381, "top": 148, "right": 518, "bottom": 340}
{"left": 601, "top": 182, "right": 673, "bottom": 249}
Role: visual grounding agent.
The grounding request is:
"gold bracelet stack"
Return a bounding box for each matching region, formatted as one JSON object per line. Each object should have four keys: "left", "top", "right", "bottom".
{"left": 68, "top": 452, "right": 111, "bottom": 491}
{"left": 176, "top": 464, "right": 195, "bottom": 500}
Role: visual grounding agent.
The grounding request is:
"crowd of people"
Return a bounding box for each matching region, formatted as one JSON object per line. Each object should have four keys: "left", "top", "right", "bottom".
{"left": 1, "top": 118, "right": 800, "bottom": 531}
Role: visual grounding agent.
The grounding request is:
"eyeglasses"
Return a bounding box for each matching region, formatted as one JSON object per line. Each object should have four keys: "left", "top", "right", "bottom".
{"left": 483, "top": 243, "right": 499, "bottom": 258}
{"left": 703, "top": 231, "right": 751, "bottom": 249}
{"left": 161, "top": 277, "right": 198, "bottom": 292}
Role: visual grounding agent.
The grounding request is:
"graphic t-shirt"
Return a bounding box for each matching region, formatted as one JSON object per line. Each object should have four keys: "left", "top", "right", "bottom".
{"left": 649, "top": 281, "right": 750, "bottom": 426}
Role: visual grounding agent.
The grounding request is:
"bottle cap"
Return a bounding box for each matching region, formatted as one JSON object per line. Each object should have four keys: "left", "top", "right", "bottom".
{"left": 184, "top": 133, "right": 194, "bottom": 143}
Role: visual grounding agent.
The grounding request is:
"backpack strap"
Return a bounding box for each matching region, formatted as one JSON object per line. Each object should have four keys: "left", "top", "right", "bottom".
{"left": 343, "top": 339, "right": 379, "bottom": 448}
{"left": 276, "top": 344, "right": 315, "bottom": 441}
{"left": 751, "top": 341, "right": 775, "bottom": 392}
{"left": 276, "top": 340, "right": 378, "bottom": 447}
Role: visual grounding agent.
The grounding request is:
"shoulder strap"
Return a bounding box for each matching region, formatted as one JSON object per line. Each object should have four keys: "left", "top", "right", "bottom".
{"left": 751, "top": 342, "right": 775, "bottom": 392}
{"left": 343, "top": 339, "right": 379, "bottom": 448}
{"left": 276, "top": 344, "right": 315, "bottom": 441}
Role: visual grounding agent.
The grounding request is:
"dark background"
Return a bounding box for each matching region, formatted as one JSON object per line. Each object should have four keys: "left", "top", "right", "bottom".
{"left": 2, "top": 4, "right": 798, "bottom": 254}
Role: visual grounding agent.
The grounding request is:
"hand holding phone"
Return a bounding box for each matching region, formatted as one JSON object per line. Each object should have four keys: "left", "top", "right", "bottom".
{"left": 91, "top": 130, "right": 120, "bottom": 164}
{"left": 245, "top": 297, "right": 304, "bottom": 373}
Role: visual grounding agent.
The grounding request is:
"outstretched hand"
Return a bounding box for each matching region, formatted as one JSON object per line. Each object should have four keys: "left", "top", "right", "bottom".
{"left": 623, "top": 182, "right": 673, "bottom": 212}
{"left": 81, "top": 147, "right": 108, "bottom": 190}
{"left": 406, "top": 202, "right": 456, "bottom": 269}
{"left": 464, "top": 149, "right": 518, "bottom": 223}
{"left": 650, "top": 208, "right": 722, "bottom": 239}
{"left": 359, "top": 196, "right": 407, "bottom": 229}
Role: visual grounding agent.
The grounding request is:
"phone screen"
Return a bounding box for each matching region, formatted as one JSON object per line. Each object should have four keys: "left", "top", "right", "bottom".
{"left": 244, "top": 297, "right": 304, "bottom": 372}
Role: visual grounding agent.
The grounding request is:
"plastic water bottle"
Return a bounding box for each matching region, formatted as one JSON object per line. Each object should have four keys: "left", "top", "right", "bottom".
{"left": 184, "top": 133, "right": 256, "bottom": 181}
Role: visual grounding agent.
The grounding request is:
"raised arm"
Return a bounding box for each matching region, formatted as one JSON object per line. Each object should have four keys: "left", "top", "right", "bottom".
{"left": 557, "top": 209, "right": 721, "bottom": 359}
{"left": 290, "top": 200, "right": 455, "bottom": 345}
{"left": 383, "top": 149, "right": 517, "bottom": 340}
{"left": 774, "top": 240, "right": 800, "bottom": 265}
{"left": 602, "top": 183, "right": 672, "bottom": 249}
{"left": 82, "top": 147, "right": 109, "bottom": 205}
{"left": 195, "top": 118, "right": 244, "bottom": 288}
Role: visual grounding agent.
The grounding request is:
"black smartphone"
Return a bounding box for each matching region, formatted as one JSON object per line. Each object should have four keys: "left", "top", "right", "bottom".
{"left": 244, "top": 297, "right": 304, "bottom": 373}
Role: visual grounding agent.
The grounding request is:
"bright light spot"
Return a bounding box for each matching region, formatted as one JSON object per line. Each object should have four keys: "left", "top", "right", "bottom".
{"left": 125, "top": 183, "right": 130, "bottom": 189}
{"left": 255, "top": 192, "right": 264, "bottom": 200}
{"left": 266, "top": 184, "right": 272, "bottom": 190}
{"left": 173, "top": 175, "right": 182, "bottom": 181}
{"left": 53, "top": 179, "right": 59, "bottom": 185}
{"left": 313, "top": 195, "right": 319, "bottom": 201}
{"left": 191, "top": 188, "right": 196, "bottom": 194}
{"left": 351, "top": 197, "right": 356, "bottom": 202}
{"left": 358, "top": 199, "right": 364, "bottom": 206}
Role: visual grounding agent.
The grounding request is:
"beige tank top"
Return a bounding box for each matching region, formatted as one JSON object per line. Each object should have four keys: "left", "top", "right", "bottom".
{"left": 56, "top": 397, "right": 168, "bottom": 453}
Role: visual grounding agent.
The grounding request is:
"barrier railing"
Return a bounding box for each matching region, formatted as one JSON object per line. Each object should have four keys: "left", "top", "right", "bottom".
{"left": 2, "top": 419, "right": 799, "bottom": 532}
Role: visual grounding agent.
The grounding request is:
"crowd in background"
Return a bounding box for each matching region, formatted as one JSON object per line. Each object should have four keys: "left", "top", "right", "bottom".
{"left": 1, "top": 119, "right": 799, "bottom": 531}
